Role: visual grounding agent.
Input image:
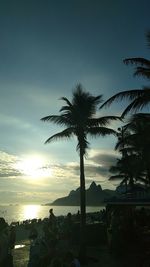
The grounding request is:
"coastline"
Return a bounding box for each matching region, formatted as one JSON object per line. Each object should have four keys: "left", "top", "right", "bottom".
{"left": 0, "top": 204, "right": 104, "bottom": 225}
{"left": 12, "top": 209, "right": 106, "bottom": 245}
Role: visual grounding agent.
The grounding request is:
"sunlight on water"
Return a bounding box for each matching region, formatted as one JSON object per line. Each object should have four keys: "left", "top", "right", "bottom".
{"left": 0, "top": 205, "right": 104, "bottom": 224}
{"left": 23, "top": 205, "right": 40, "bottom": 220}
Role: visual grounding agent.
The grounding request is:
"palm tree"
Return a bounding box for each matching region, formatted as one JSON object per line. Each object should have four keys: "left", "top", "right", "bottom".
{"left": 109, "top": 154, "right": 145, "bottom": 192}
{"left": 41, "top": 84, "right": 120, "bottom": 262}
{"left": 124, "top": 113, "right": 150, "bottom": 185}
{"left": 109, "top": 125, "right": 145, "bottom": 193}
{"left": 110, "top": 113, "right": 150, "bottom": 193}
{"left": 100, "top": 31, "right": 150, "bottom": 117}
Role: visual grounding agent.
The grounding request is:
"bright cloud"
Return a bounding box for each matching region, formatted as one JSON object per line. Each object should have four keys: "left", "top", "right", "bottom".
{"left": 0, "top": 151, "right": 22, "bottom": 178}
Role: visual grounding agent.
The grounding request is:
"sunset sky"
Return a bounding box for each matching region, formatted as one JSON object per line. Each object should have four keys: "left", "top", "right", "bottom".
{"left": 0, "top": 0, "right": 150, "bottom": 204}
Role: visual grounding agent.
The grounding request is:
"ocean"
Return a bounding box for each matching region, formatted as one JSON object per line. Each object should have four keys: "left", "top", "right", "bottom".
{"left": 0, "top": 205, "right": 105, "bottom": 224}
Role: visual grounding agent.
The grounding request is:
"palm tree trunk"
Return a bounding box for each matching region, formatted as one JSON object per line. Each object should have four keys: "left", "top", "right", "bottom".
{"left": 79, "top": 147, "right": 87, "bottom": 263}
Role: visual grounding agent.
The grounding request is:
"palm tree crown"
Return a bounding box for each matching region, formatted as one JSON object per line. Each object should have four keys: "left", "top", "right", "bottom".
{"left": 41, "top": 84, "right": 119, "bottom": 153}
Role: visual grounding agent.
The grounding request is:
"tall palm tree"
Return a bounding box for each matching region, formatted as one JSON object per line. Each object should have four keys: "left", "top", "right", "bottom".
{"left": 41, "top": 84, "right": 120, "bottom": 262}
{"left": 100, "top": 31, "right": 150, "bottom": 117}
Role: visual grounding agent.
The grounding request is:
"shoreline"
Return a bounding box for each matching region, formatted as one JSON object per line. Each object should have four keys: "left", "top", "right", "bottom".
{"left": 10, "top": 210, "right": 105, "bottom": 243}
{"left": 0, "top": 204, "right": 104, "bottom": 225}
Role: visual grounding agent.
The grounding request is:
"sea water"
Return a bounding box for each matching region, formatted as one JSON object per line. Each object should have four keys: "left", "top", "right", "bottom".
{"left": 0, "top": 205, "right": 105, "bottom": 224}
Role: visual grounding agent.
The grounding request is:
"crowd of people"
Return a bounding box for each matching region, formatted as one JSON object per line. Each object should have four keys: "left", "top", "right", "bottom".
{"left": 0, "top": 208, "right": 107, "bottom": 267}
{"left": 27, "top": 209, "right": 80, "bottom": 267}
{"left": 0, "top": 208, "right": 82, "bottom": 267}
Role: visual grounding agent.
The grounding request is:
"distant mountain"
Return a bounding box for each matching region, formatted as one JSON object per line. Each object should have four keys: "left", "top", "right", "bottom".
{"left": 47, "top": 181, "right": 117, "bottom": 206}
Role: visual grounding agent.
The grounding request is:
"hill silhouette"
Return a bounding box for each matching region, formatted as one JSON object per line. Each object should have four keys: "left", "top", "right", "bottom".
{"left": 48, "top": 181, "right": 116, "bottom": 206}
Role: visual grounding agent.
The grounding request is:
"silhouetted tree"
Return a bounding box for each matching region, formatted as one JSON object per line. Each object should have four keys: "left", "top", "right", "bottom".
{"left": 110, "top": 113, "right": 150, "bottom": 193}
{"left": 125, "top": 113, "right": 150, "bottom": 185}
{"left": 109, "top": 125, "right": 145, "bottom": 192}
{"left": 41, "top": 84, "right": 120, "bottom": 262}
{"left": 109, "top": 154, "right": 145, "bottom": 192}
{"left": 100, "top": 31, "right": 150, "bottom": 118}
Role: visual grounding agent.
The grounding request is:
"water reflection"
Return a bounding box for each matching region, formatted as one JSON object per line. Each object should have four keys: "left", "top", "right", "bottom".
{"left": 0, "top": 205, "right": 104, "bottom": 224}
{"left": 23, "top": 205, "right": 40, "bottom": 220}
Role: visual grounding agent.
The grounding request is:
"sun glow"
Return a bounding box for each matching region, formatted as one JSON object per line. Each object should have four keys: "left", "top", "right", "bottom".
{"left": 15, "top": 155, "right": 52, "bottom": 179}
{"left": 23, "top": 205, "right": 40, "bottom": 219}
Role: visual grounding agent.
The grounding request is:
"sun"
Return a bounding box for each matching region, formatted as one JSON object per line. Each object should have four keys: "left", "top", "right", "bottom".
{"left": 15, "top": 155, "right": 52, "bottom": 179}
{"left": 23, "top": 205, "right": 40, "bottom": 219}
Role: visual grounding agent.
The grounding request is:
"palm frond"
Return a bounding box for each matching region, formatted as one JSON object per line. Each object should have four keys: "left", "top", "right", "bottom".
{"left": 134, "top": 67, "right": 150, "bottom": 79}
{"left": 91, "top": 95, "right": 103, "bottom": 107}
{"left": 88, "top": 116, "right": 122, "bottom": 127}
{"left": 87, "top": 127, "right": 116, "bottom": 137}
{"left": 127, "top": 113, "right": 150, "bottom": 128}
{"left": 59, "top": 105, "right": 72, "bottom": 112}
{"left": 44, "top": 127, "right": 75, "bottom": 144}
{"left": 41, "top": 115, "right": 71, "bottom": 126}
{"left": 121, "top": 99, "right": 139, "bottom": 118}
{"left": 100, "top": 89, "right": 143, "bottom": 109}
{"left": 60, "top": 97, "right": 72, "bottom": 107}
{"left": 121, "top": 92, "right": 150, "bottom": 117}
{"left": 131, "top": 112, "right": 150, "bottom": 120}
{"left": 123, "top": 58, "right": 150, "bottom": 67}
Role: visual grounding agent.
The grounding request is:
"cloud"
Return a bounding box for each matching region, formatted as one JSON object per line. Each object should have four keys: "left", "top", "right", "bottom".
{"left": 85, "top": 149, "right": 119, "bottom": 188}
{"left": 89, "top": 150, "right": 118, "bottom": 167}
{"left": 0, "top": 151, "right": 22, "bottom": 178}
{"left": 0, "top": 149, "right": 119, "bottom": 204}
{"left": 41, "top": 149, "right": 119, "bottom": 190}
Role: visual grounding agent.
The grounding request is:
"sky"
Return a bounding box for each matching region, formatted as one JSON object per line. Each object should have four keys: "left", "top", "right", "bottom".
{"left": 0, "top": 0, "right": 150, "bottom": 204}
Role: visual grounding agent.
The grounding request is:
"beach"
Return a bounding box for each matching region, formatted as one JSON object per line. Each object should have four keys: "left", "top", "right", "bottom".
{"left": 10, "top": 205, "right": 149, "bottom": 267}
{"left": 11, "top": 218, "right": 140, "bottom": 267}
{"left": 13, "top": 223, "right": 102, "bottom": 267}
{"left": 12, "top": 215, "right": 105, "bottom": 267}
{"left": 13, "top": 226, "right": 140, "bottom": 267}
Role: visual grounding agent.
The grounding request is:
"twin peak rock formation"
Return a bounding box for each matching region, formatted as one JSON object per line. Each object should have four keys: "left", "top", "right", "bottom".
{"left": 50, "top": 181, "right": 116, "bottom": 206}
